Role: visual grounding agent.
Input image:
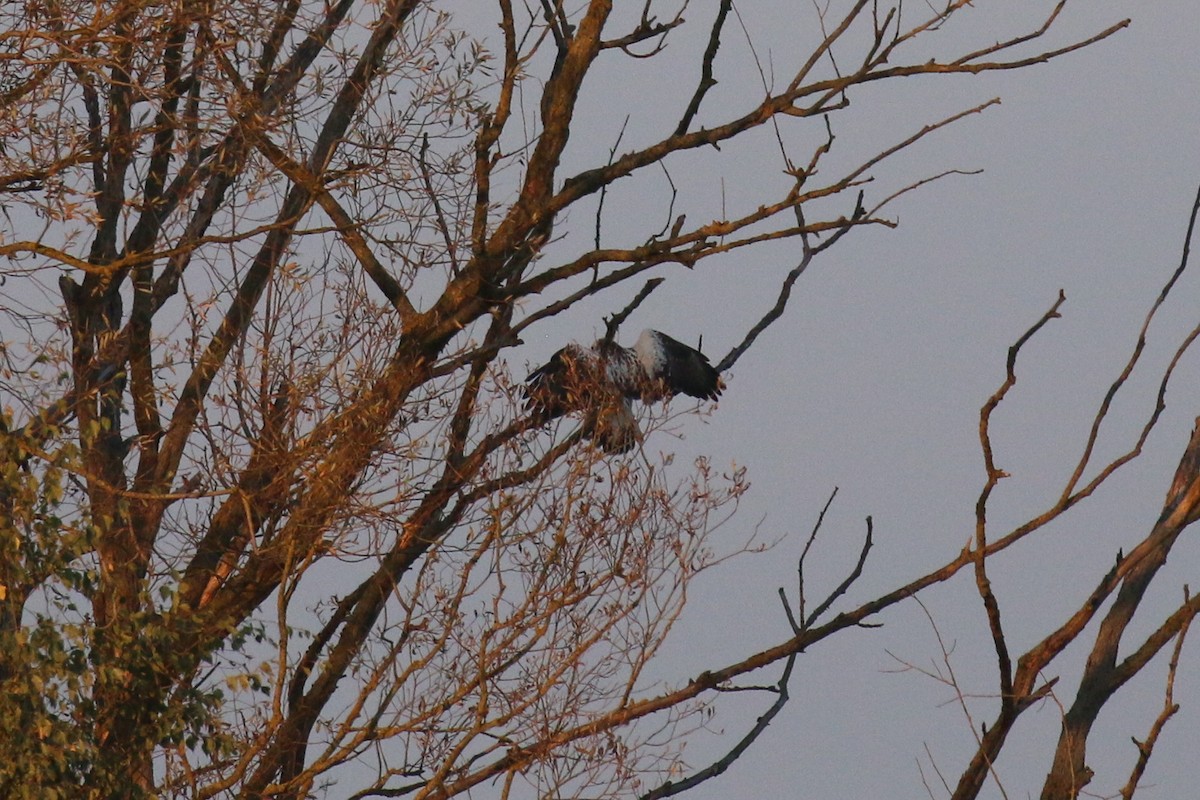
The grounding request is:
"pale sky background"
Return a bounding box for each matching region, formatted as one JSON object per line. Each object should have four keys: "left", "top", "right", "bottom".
{"left": 494, "top": 1, "right": 1200, "bottom": 797}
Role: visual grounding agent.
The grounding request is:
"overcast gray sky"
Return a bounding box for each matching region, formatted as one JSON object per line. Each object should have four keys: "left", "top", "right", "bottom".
{"left": 501, "top": 1, "right": 1200, "bottom": 797}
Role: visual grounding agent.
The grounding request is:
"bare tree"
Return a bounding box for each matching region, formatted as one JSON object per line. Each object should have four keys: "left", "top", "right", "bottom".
{"left": 4, "top": 1, "right": 1185, "bottom": 799}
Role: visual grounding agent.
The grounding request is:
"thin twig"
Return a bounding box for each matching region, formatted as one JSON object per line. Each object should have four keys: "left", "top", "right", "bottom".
{"left": 603, "top": 277, "right": 665, "bottom": 343}
{"left": 1120, "top": 587, "right": 1192, "bottom": 800}
{"left": 639, "top": 654, "right": 797, "bottom": 800}
{"left": 805, "top": 516, "right": 874, "bottom": 629}
{"left": 675, "top": 0, "right": 733, "bottom": 136}
{"left": 796, "top": 486, "right": 839, "bottom": 625}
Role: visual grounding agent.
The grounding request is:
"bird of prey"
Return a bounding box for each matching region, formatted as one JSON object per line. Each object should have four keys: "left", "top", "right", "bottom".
{"left": 525, "top": 329, "right": 723, "bottom": 452}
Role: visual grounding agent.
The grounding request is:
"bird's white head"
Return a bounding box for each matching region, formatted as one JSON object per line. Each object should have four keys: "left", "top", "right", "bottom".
{"left": 633, "top": 329, "right": 665, "bottom": 373}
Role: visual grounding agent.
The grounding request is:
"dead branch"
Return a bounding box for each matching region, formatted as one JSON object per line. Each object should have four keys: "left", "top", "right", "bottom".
{"left": 1120, "top": 589, "right": 1192, "bottom": 800}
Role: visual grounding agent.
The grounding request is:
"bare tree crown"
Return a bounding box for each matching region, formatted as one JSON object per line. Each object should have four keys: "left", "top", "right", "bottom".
{"left": 5, "top": 3, "right": 1193, "bottom": 800}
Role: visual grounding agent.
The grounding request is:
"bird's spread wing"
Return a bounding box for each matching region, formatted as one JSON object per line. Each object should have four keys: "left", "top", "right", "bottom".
{"left": 525, "top": 344, "right": 596, "bottom": 418}
{"left": 643, "top": 330, "right": 723, "bottom": 401}
{"left": 527, "top": 345, "right": 643, "bottom": 451}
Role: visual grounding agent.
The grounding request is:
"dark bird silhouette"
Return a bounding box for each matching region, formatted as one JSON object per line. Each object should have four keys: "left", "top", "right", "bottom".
{"left": 525, "top": 329, "right": 723, "bottom": 452}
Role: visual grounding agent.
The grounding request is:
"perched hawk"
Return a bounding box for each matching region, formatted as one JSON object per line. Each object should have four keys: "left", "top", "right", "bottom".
{"left": 525, "top": 329, "right": 723, "bottom": 452}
